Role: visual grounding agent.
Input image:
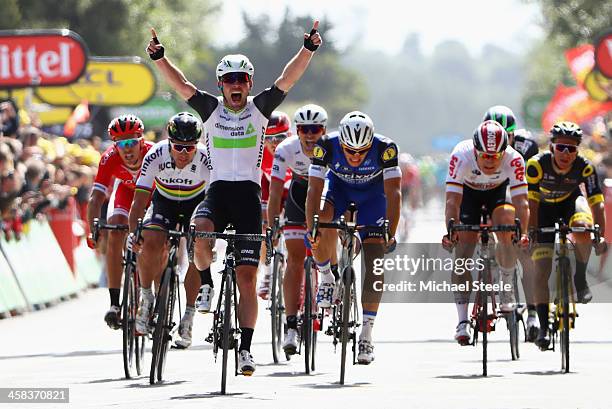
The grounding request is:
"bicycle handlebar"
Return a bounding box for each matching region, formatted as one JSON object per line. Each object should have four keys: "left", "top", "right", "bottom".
{"left": 447, "top": 218, "right": 522, "bottom": 245}
{"left": 92, "top": 217, "right": 128, "bottom": 242}
{"left": 531, "top": 222, "right": 601, "bottom": 243}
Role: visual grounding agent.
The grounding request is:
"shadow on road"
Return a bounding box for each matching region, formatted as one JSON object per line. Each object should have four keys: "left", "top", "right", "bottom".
{"left": 435, "top": 374, "right": 503, "bottom": 379}
{"left": 170, "top": 392, "right": 273, "bottom": 400}
{"left": 267, "top": 371, "right": 325, "bottom": 378}
{"left": 514, "top": 370, "right": 576, "bottom": 376}
{"left": 125, "top": 380, "right": 187, "bottom": 388}
{"left": 298, "top": 382, "right": 372, "bottom": 389}
{"left": 82, "top": 377, "right": 131, "bottom": 384}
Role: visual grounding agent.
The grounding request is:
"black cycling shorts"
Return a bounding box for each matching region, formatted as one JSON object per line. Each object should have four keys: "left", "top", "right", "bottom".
{"left": 192, "top": 181, "right": 262, "bottom": 267}
{"left": 536, "top": 193, "right": 592, "bottom": 243}
{"left": 459, "top": 181, "right": 510, "bottom": 225}
{"left": 144, "top": 191, "right": 206, "bottom": 232}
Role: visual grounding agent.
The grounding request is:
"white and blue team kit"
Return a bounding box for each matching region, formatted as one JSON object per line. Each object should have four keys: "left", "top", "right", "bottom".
{"left": 309, "top": 131, "right": 402, "bottom": 238}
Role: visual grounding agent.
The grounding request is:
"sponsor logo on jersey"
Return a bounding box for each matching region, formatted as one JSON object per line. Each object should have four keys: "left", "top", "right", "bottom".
{"left": 448, "top": 155, "right": 459, "bottom": 178}
{"left": 246, "top": 123, "right": 256, "bottom": 135}
{"left": 510, "top": 157, "right": 525, "bottom": 181}
{"left": 382, "top": 146, "right": 397, "bottom": 162}
{"left": 313, "top": 146, "right": 325, "bottom": 159}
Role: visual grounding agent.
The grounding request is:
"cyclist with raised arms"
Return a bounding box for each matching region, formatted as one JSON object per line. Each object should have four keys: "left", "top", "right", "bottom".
{"left": 146, "top": 23, "right": 322, "bottom": 375}
{"left": 306, "top": 111, "right": 402, "bottom": 365}
{"left": 483, "top": 105, "right": 540, "bottom": 341}
{"left": 527, "top": 121, "right": 607, "bottom": 350}
{"left": 87, "top": 115, "right": 153, "bottom": 330}
{"left": 268, "top": 104, "right": 328, "bottom": 354}
{"left": 128, "top": 113, "right": 211, "bottom": 349}
{"left": 442, "top": 120, "right": 530, "bottom": 346}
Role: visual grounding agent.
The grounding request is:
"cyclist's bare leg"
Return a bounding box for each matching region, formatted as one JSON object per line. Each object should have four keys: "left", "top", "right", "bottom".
{"left": 311, "top": 201, "right": 336, "bottom": 264}
{"left": 138, "top": 229, "right": 167, "bottom": 291}
{"left": 236, "top": 264, "right": 258, "bottom": 353}
{"left": 361, "top": 238, "right": 385, "bottom": 313}
{"left": 532, "top": 244, "right": 553, "bottom": 346}
{"left": 453, "top": 231, "right": 477, "bottom": 338}
{"left": 192, "top": 217, "right": 214, "bottom": 271}
{"left": 184, "top": 263, "right": 200, "bottom": 306}
{"left": 284, "top": 239, "right": 306, "bottom": 317}
{"left": 492, "top": 204, "right": 518, "bottom": 271}
{"left": 105, "top": 214, "right": 128, "bottom": 290}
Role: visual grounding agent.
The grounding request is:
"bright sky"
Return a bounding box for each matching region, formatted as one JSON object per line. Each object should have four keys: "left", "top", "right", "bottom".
{"left": 216, "top": 0, "right": 544, "bottom": 55}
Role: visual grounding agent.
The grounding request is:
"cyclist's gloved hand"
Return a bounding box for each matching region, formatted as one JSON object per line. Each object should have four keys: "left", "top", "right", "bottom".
{"left": 303, "top": 20, "right": 322, "bottom": 52}
{"left": 86, "top": 233, "right": 96, "bottom": 250}
{"left": 126, "top": 232, "right": 141, "bottom": 253}
{"left": 385, "top": 237, "right": 397, "bottom": 254}
{"left": 441, "top": 233, "right": 456, "bottom": 252}
{"left": 518, "top": 233, "right": 530, "bottom": 250}
{"left": 146, "top": 27, "right": 165, "bottom": 61}
{"left": 594, "top": 239, "right": 608, "bottom": 256}
{"left": 306, "top": 230, "right": 319, "bottom": 250}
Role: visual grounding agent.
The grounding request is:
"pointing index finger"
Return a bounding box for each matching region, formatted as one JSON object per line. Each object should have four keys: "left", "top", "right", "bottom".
{"left": 312, "top": 20, "right": 319, "bottom": 32}
{"left": 151, "top": 27, "right": 159, "bottom": 44}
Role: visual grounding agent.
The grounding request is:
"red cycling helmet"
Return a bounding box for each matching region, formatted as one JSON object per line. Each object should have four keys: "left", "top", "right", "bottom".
{"left": 266, "top": 111, "right": 291, "bottom": 136}
{"left": 108, "top": 115, "right": 144, "bottom": 140}
{"left": 473, "top": 120, "right": 508, "bottom": 154}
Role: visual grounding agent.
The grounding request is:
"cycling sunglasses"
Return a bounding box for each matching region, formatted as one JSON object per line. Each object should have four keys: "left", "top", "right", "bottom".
{"left": 297, "top": 124, "right": 325, "bottom": 134}
{"left": 170, "top": 141, "right": 197, "bottom": 153}
{"left": 553, "top": 143, "right": 578, "bottom": 154}
{"left": 115, "top": 138, "right": 140, "bottom": 149}
{"left": 265, "top": 133, "right": 288, "bottom": 143}
{"left": 221, "top": 72, "right": 250, "bottom": 84}
{"left": 476, "top": 151, "right": 504, "bottom": 160}
{"left": 343, "top": 145, "right": 370, "bottom": 156}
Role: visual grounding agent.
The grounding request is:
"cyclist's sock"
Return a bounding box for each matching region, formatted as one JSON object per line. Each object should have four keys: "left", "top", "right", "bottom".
{"left": 317, "top": 260, "right": 333, "bottom": 283}
{"left": 536, "top": 304, "right": 549, "bottom": 331}
{"left": 141, "top": 286, "right": 154, "bottom": 302}
{"left": 527, "top": 305, "right": 537, "bottom": 317}
{"left": 239, "top": 327, "right": 254, "bottom": 352}
{"left": 574, "top": 260, "right": 588, "bottom": 290}
{"left": 359, "top": 310, "right": 376, "bottom": 341}
{"left": 199, "top": 267, "right": 213, "bottom": 287}
{"left": 109, "top": 288, "right": 120, "bottom": 307}
{"left": 331, "top": 264, "right": 339, "bottom": 281}
{"left": 455, "top": 301, "right": 468, "bottom": 323}
{"left": 184, "top": 305, "right": 195, "bottom": 320}
{"left": 286, "top": 315, "right": 297, "bottom": 330}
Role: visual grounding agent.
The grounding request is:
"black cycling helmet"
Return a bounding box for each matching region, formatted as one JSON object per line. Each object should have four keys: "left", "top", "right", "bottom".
{"left": 167, "top": 112, "right": 202, "bottom": 143}
{"left": 550, "top": 121, "right": 583, "bottom": 143}
{"left": 483, "top": 105, "right": 517, "bottom": 133}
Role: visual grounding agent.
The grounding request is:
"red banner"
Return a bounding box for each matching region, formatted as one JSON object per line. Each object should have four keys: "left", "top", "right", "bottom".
{"left": 541, "top": 85, "right": 612, "bottom": 131}
{"left": 565, "top": 44, "right": 595, "bottom": 86}
{"left": 0, "top": 29, "right": 88, "bottom": 88}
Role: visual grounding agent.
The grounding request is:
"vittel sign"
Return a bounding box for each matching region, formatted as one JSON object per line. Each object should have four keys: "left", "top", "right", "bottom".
{"left": 0, "top": 29, "right": 88, "bottom": 88}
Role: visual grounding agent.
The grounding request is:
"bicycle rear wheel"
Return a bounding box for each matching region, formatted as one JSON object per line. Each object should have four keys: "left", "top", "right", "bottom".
{"left": 221, "top": 270, "right": 233, "bottom": 395}
{"left": 340, "top": 266, "right": 353, "bottom": 385}
{"left": 270, "top": 253, "right": 285, "bottom": 363}
{"left": 122, "top": 263, "right": 136, "bottom": 378}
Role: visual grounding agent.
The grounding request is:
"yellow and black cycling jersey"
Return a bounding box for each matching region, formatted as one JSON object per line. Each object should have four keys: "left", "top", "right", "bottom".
{"left": 526, "top": 152, "right": 604, "bottom": 206}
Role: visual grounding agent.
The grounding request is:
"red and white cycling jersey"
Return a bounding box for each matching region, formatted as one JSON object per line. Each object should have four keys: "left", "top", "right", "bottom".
{"left": 445, "top": 139, "right": 527, "bottom": 197}
{"left": 261, "top": 147, "right": 291, "bottom": 206}
{"left": 93, "top": 141, "right": 154, "bottom": 195}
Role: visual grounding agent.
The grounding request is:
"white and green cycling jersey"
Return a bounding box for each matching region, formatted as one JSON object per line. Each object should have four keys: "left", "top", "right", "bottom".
{"left": 188, "top": 86, "right": 286, "bottom": 185}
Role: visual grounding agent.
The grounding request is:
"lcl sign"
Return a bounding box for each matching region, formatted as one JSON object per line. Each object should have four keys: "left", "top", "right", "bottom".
{"left": 0, "top": 29, "right": 88, "bottom": 88}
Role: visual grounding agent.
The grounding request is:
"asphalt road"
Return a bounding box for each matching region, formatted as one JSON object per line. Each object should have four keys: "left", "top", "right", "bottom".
{"left": 2, "top": 200, "right": 611, "bottom": 409}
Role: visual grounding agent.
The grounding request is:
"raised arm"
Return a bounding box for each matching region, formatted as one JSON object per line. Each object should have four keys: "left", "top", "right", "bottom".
{"left": 274, "top": 20, "right": 323, "bottom": 92}
{"left": 146, "top": 28, "right": 197, "bottom": 100}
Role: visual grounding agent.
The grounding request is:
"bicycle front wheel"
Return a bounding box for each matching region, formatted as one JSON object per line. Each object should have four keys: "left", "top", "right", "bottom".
{"left": 340, "top": 266, "right": 353, "bottom": 385}
{"left": 560, "top": 259, "right": 571, "bottom": 373}
{"left": 221, "top": 270, "right": 233, "bottom": 395}
{"left": 303, "top": 257, "right": 313, "bottom": 374}
{"left": 157, "top": 273, "right": 177, "bottom": 382}
{"left": 509, "top": 271, "right": 520, "bottom": 360}
{"left": 270, "top": 253, "right": 284, "bottom": 363}
{"left": 149, "top": 270, "right": 170, "bottom": 384}
{"left": 122, "top": 263, "right": 136, "bottom": 379}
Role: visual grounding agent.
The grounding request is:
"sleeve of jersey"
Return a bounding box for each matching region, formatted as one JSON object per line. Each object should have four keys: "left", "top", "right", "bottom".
{"left": 271, "top": 144, "right": 289, "bottom": 182}
{"left": 309, "top": 139, "right": 331, "bottom": 180}
{"left": 187, "top": 90, "right": 219, "bottom": 123}
{"left": 253, "top": 85, "right": 287, "bottom": 118}
{"left": 445, "top": 149, "right": 464, "bottom": 195}
{"left": 135, "top": 150, "right": 158, "bottom": 194}
{"left": 526, "top": 157, "right": 542, "bottom": 202}
{"left": 92, "top": 156, "right": 112, "bottom": 195}
{"left": 379, "top": 142, "right": 401, "bottom": 180}
{"left": 507, "top": 154, "right": 528, "bottom": 198}
{"left": 581, "top": 160, "right": 604, "bottom": 206}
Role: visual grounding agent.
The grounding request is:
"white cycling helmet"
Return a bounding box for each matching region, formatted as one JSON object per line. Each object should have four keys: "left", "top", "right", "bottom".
{"left": 339, "top": 111, "right": 374, "bottom": 149}
{"left": 294, "top": 104, "right": 328, "bottom": 126}
{"left": 216, "top": 54, "right": 254, "bottom": 80}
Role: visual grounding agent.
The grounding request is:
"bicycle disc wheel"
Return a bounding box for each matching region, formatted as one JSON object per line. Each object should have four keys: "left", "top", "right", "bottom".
{"left": 149, "top": 270, "right": 169, "bottom": 384}
{"left": 157, "top": 274, "right": 177, "bottom": 382}
{"left": 122, "top": 264, "right": 136, "bottom": 378}
{"left": 340, "top": 266, "right": 353, "bottom": 385}
{"left": 221, "top": 271, "right": 233, "bottom": 395}
{"left": 270, "top": 253, "right": 284, "bottom": 363}
{"left": 304, "top": 257, "right": 313, "bottom": 374}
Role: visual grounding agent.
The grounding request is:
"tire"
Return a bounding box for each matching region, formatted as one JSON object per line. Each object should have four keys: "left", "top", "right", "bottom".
{"left": 340, "top": 266, "right": 353, "bottom": 385}
{"left": 122, "top": 263, "right": 136, "bottom": 379}
{"left": 509, "top": 271, "right": 520, "bottom": 360}
{"left": 481, "top": 268, "right": 488, "bottom": 377}
{"left": 134, "top": 279, "right": 146, "bottom": 376}
{"left": 270, "top": 253, "right": 284, "bottom": 364}
{"left": 221, "top": 270, "right": 233, "bottom": 395}
{"left": 149, "top": 269, "right": 169, "bottom": 385}
{"left": 560, "top": 259, "right": 570, "bottom": 373}
{"left": 303, "top": 257, "right": 314, "bottom": 374}
{"left": 157, "top": 273, "right": 176, "bottom": 382}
